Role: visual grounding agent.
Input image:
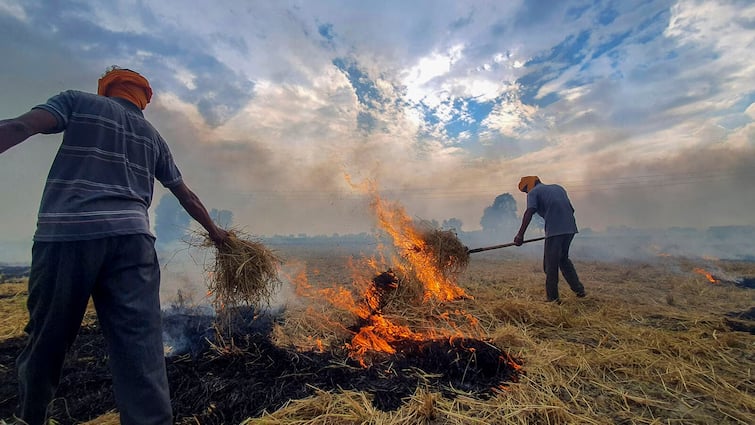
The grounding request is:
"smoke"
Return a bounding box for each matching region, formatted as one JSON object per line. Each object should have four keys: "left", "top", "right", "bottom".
{"left": 569, "top": 226, "right": 755, "bottom": 263}
{"left": 210, "top": 208, "right": 233, "bottom": 229}
{"left": 154, "top": 193, "right": 191, "bottom": 250}
{"left": 573, "top": 143, "right": 755, "bottom": 231}
{"left": 153, "top": 196, "right": 237, "bottom": 308}
{"left": 137, "top": 89, "right": 755, "bottom": 269}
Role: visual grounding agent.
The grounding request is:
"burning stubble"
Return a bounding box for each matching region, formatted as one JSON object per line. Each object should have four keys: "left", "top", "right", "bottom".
{"left": 286, "top": 180, "right": 496, "bottom": 368}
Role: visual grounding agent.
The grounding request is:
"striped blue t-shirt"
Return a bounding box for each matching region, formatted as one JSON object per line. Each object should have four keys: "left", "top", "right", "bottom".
{"left": 32, "top": 90, "right": 183, "bottom": 241}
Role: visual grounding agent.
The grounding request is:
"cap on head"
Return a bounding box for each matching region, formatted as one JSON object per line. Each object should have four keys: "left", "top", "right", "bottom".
{"left": 97, "top": 66, "right": 153, "bottom": 109}
{"left": 518, "top": 176, "right": 540, "bottom": 193}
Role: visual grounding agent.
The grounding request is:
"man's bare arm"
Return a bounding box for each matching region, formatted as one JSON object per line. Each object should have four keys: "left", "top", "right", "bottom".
{"left": 169, "top": 181, "right": 230, "bottom": 246}
{"left": 0, "top": 109, "right": 58, "bottom": 154}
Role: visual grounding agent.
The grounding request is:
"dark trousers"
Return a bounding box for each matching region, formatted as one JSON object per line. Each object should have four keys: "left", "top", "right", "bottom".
{"left": 16, "top": 235, "right": 172, "bottom": 425}
{"left": 543, "top": 233, "right": 585, "bottom": 301}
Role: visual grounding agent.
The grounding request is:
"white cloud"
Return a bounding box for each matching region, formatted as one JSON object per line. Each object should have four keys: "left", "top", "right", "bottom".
{"left": 214, "top": 71, "right": 357, "bottom": 154}
{"left": 174, "top": 68, "right": 197, "bottom": 91}
{"left": 83, "top": 0, "right": 151, "bottom": 34}
{"left": 665, "top": 0, "right": 755, "bottom": 49}
{"left": 663, "top": 0, "right": 755, "bottom": 108}
{"left": 2, "top": 0, "right": 755, "bottom": 247}
{"left": 745, "top": 103, "right": 755, "bottom": 119}
{"left": 402, "top": 46, "right": 464, "bottom": 104}
{"left": 0, "top": 0, "right": 27, "bottom": 21}
{"left": 482, "top": 84, "right": 537, "bottom": 138}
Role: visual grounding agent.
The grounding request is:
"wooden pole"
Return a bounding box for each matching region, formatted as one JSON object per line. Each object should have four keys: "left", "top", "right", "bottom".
{"left": 467, "top": 236, "right": 546, "bottom": 254}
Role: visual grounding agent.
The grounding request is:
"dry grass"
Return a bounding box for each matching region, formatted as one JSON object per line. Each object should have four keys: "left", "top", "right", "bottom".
{"left": 0, "top": 282, "right": 27, "bottom": 339}
{"left": 248, "top": 252, "right": 755, "bottom": 425}
{"left": 81, "top": 411, "right": 120, "bottom": 424}
{"left": 0, "top": 282, "right": 98, "bottom": 340}
{"left": 416, "top": 226, "right": 470, "bottom": 277}
{"left": 201, "top": 230, "right": 282, "bottom": 311}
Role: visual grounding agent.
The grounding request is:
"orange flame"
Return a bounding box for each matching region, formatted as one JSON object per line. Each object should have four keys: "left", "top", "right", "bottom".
{"left": 348, "top": 315, "right": 420, "bottom": 358}
{"left": 285, "top": 176, "right": 480, "bottom": 365}
{"left": 350, "top": 176, "right": 468, "bottom": 302}
{"left": 693, "top": 267, "right": 719, "bottom": 284}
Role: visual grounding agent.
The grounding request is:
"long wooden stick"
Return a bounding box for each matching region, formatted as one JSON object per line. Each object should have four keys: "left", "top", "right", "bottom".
{"left": 467, "top": 236, "right": 546, "bottom": 254}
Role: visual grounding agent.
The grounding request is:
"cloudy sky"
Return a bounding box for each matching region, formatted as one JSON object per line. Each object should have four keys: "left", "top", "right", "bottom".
{"left": 1, "top": 0, "right": 754, "bottom": 249}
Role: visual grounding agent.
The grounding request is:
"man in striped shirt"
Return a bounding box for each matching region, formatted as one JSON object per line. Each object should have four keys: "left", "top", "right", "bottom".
{"left": 0, "top": 67, "right": 229, "bottom": 425}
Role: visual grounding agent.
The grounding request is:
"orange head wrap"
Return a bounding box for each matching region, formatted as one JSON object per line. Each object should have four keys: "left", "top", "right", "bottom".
{"left": 518, "top": 176, "right": 541, "bottom": 193}
{"left": 97, "top": 68, "right": 153, "bottom": 110}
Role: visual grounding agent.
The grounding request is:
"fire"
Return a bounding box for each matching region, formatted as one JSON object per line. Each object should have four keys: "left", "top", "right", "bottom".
{"left": 348, "top": 315, "right": 419, "bottom": 356}
{"left": 693, "top": 267, "right": 719, "bottom": 284}
{"left": 355, "top": 177, "right": 469, "bottom": 302}
{"left": 285, "top": 176, "right": 482, "bottom": 366}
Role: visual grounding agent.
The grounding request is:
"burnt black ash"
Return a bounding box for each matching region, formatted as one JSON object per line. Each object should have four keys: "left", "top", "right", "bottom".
{"left": 0, "top": 307, "right": 522, "bottom": 425}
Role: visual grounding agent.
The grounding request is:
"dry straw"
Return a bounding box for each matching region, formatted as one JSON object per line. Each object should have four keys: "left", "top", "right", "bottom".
{"left": 203, "top": 229, "right": 282, "bottom": 310}
{"left": 4, "top": 245, "right": 755, "bottom": 424}
{"left": 416, "top": 225, "right": 470, "bottom": 276}
{"left": 242, "top": 258, "right": 755, "bottom": 425}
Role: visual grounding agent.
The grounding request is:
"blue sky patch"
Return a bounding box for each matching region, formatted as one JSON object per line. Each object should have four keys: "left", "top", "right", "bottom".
{"left": 357, "top": 111, "right": 377, "bottom": 133}
{"left": 591, "top": 30, "right": 632, "bottom": 60}
{"left": 333, "top": 57, "right": 383, "bottom": 108}
{"left": 518, "top": 30, "right": 591, "bottom": 106}
{"left": 597, "top": 6, "right": 619, "bottom": 26}
{"left": 443, "top": 98, "right": 495, "bottom": 139}
{"left": 635, "top": 9, "right": 670, "bottom": 44}
{"left": 318, "top": 23, "right": 335, "bottom": 41}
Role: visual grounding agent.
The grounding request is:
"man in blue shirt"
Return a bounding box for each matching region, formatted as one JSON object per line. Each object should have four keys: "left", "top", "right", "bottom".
{"left": 0, "top": 67, "right": 230, "bottom": 425}
{"left": 514, "top": 176, "right": 586, "bottom": 303}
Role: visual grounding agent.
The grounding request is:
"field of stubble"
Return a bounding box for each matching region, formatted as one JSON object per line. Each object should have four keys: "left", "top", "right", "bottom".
{"left": 1, "top": 247, "right": 754, "bottom": 424}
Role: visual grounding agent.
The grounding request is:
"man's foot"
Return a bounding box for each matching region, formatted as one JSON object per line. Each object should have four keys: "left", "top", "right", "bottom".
{"left": 545, "top": 298, "right": 562, "bottom": 304}
{"left": 576, "top": 291, "right": 587, "bottom": 298}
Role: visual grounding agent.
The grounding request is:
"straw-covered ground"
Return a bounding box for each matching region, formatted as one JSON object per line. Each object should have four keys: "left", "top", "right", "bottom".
{"left": 1, "top": 248, "right": 753, "bottom": 424}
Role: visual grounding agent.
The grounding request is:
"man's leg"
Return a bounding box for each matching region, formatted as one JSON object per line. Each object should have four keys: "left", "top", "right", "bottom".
{"left": 16, "top": 241, "right": 103, "bottom": 425}
{"left": 558, "top": 234, "right": 585, "bottom": 296}
{"left": 92, "top": 235, "right": 172, "bottom": 425}
{"left": 543, "top": 236, "right": 561, "bottom": 302}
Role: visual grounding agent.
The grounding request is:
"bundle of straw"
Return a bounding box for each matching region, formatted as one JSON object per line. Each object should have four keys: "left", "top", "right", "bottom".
{"left": 416, "top": 226, "right": 470, "bottom": 276}
{"left": 205, "top": 230, "right": 282, "bottom": 310}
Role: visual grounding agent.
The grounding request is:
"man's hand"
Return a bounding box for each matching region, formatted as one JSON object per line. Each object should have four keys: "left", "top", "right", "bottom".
{"left": 514, "top": 207, "right": 536, "bottom": 247}
{"left": 208, "top": 226, "right": 231, "bottom": 247}
{"left": 170, "top": 182, "right": 232, "bottom": 248}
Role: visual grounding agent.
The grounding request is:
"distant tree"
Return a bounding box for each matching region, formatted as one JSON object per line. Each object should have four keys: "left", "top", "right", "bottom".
{"left": 480, "top": 193, "right": 518, "bottom": 235}
{"left": 154, "top": 194, "right": 191, "bottom": 247}
{"left": 442, "top": 218, "right": 463, "bottom": 233}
